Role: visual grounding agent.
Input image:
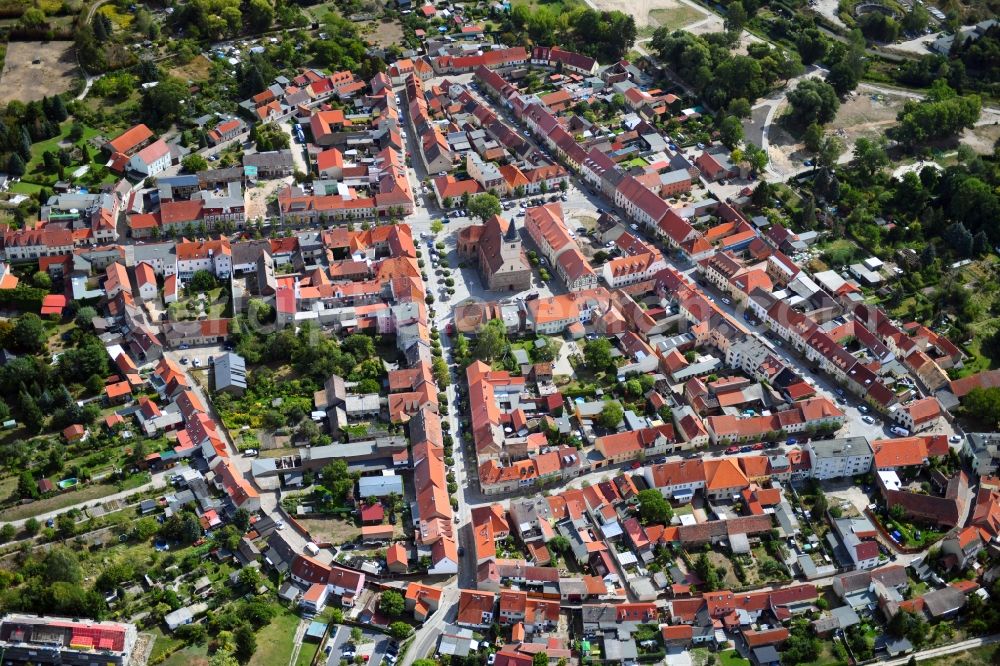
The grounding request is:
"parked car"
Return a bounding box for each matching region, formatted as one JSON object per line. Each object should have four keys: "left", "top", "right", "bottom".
{"left": 858, "top": 405, "right": 869, "bottom": 413}
{"left": 862, "top": 415, "right": 876, "bottom": 424}
{"left": 751, "top": 443, "right": 765, "bottom": 450}
{"left": 949, "top": 435, "right": 962, "bottom": 443}
{"left": 725, "top": 446, "right": 740, "bottom": 454}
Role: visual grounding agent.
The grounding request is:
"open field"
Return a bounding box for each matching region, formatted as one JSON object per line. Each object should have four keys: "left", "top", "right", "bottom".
{"left": 648, "top": 2, "right": 707, "bottom": 29}
{"left": 359, "top": 18, "right": 404, "bottom": 49}
{"left": 0, "top": 41, "right": 77, "bottom": 103}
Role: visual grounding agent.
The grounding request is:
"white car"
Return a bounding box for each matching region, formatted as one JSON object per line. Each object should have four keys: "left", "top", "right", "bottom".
{"left": 862, "top": 416, "right": 876, "bottom": 424}
{"left": 721, "top": 297, "right": 731, "bottom": 305}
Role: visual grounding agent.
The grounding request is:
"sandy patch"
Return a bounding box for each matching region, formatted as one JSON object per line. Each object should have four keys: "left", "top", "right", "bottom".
{"left": 962, "top": 123, "right": 1000, "bottom": 155}
{"left": 593, "top": 0, "right": 709, "bottom": 28}
{"left": 0, "top": 41, "right": 78, "bottom": 103}
{"left": 813, "top": 0, "right": 846, "bottom": 28}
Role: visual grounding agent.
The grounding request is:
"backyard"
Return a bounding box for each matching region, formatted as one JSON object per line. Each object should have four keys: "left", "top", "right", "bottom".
{"left": 247, "top": 609, "right": 303, "bottom": 666}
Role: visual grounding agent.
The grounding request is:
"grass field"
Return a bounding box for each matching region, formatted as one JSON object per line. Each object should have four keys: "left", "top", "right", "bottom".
{"left": 247, "top": 610, "right": 303, "bottom": 666}
{"left": 648, "top": 4, "right": 704, "bottom": 28}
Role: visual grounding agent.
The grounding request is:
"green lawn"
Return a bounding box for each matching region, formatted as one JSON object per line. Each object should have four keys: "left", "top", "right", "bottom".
{"left": 161, "top": 643, "right": 210, "bottom": 666}
{"left": 295, "top": 640, "right": 321, "bottom": 666}
{"left": 247, "top": 610, "right": 303, "bottom": 666}
{"left": 26, "top": 122, "right": 100, "bottom": 174}
{"left": 649, "top": 4, "right": 706, "bottom": 29}
{"left": 9, "top": 180, "right": 44, "bottom": 194}
{"left": 148, "top": 628, "right": 186, "bottom": 664}
{"left": 720, "top": 649, "right": 750, "bottom": 666}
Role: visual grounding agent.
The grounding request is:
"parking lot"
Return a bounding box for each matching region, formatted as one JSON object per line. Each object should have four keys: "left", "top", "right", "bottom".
{"left": 325, "top": 627, "right": 396, "bottom": 666}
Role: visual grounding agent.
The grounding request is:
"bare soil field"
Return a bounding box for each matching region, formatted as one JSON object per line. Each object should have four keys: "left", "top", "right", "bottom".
{"left": 170, "top": 54, "right": 214, "bottom": 82}
{"left": 0, "top": 41, "right": 77, "bottom": 103}
{"left": 360, "top": 18, "right": 404, "bottom": 49}
{"left": 962, "top": 122, "right": 1000, "bottom": 155}
{"left": 767, "top": 90, "right": 907, "bottom": 176}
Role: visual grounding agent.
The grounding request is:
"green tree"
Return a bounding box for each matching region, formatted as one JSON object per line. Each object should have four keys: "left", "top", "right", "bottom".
{"left": 533, "top": 653, "right": 549, "bottom": 666}
{"left": 725, "top": 0, "right": 747, "bottom": 33}
{"left": 6, "top": 154, "right": 25, "bottom": 178}
{"left": 0, "top": 523, "right": 15, "bottom": 543}
{"left": 389, "top": 621, "right": 413, "bottom": 640}
{"left": 17, "top": 470, "right": 37, "bottom": 499}
{"left": 182, "top": 153, "right": 208, "bottom": 173}
{"left": 233, "top": 623, "right": 256, "bottom": 663}
{"left": 786, "top": 79, "right": 840, "bottom": 127}
{"left": 189, "top": 270, "right": 217, "bottom": 292}
{"left": 719, "top": 116, "right": 744, "bottom": 150}
{"left": 24, "top": 517, "right": 40, "bottom": 536}
{"left": 858, "top": 12, "right": 899, "bottom": 43}
{"left": 549, "top": 535, "right": 570, "bottom": 553}
{"left": 140, "top": 77, "right": 190, "bottom": 128}
{"left": 380, "top": 590, "right": 405, "bottom": 617}
{"left": 963, "top": 386, "right": 1000, "bottom": 427}
{"left": 233, "top": 508, "right": 251, "bottom": 532}
{"left": 598, "top": 400, "right": 624, "bottom": 429}
{"left": 12, "top": 313, "right": 45, "bottom": 352}
{"left": 468, "top": 193, "right": 502, "bottom": 222}
{"left": 584, "top": 338, "right": 614, "bottom": 373}
{"left": 637, "top": 488, "right": 674, "bottom": 525}
{"left": 803, "top": 122, "right": 824, "bottom": 154}
{"left": 44, "top": 547, "right": 82, "bottom": 584}
{"left": 210, "top": 650, "right": 240, "bottom": 666}
{"left": 19, "top": 6, "right": 46, "bottom": 28}
{"left": 245, "top": 0, "right": 274, "bottom": 31}
{"left": 474, "top": 319, "right": 509, "bottom": 363}
{"left": 851, "top": 137, "right": 889, "bottom": 177}
{"left": 727, "top": 98, "right": 752, "bottom": 119}
{"left": 321, "top": 459, "right": 353, "bottom": 503}
{"left": 901, "top": 3, "right": 929, "bottom": 33}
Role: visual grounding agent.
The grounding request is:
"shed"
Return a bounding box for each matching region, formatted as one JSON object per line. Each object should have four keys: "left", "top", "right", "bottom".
{"left": 305, "top": 621, "right": 327, "bottom": 642}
